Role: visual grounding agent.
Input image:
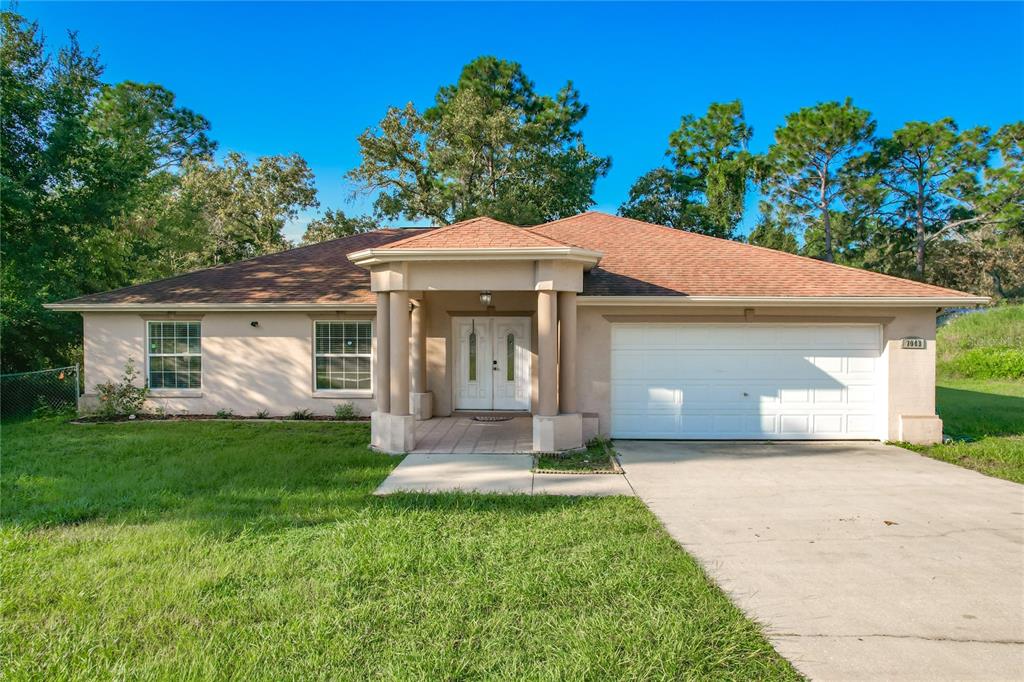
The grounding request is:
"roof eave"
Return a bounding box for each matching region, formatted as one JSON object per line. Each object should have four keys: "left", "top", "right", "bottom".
{"left": 347, "top": 246, "right": 603, "bottom": 269}
{"left": 44, "top": 302, "right": 377, "bottom": 313}
{"left": 576, "top": 295, "right": 991, "bottom": 307}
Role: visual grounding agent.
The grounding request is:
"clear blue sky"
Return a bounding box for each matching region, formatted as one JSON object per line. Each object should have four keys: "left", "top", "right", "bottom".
{"left": 20, "top": 1, "right": 1024, "bottom": 240}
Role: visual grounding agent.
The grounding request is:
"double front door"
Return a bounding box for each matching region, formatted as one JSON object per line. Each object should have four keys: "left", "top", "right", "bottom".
{"left": 454, "top": 317, "right": 531, "bottom": 411}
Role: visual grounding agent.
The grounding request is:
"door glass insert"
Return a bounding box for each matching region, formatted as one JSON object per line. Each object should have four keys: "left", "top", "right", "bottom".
{"left": 506, "top": 333, "right": 515, "bottom": 381}
{"left": 468, "top": 330, "right": 477, "bottom": 382}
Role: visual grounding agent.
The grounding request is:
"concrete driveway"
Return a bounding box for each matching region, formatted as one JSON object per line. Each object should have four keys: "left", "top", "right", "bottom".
{"left": 617, "top": 440, "right": 1024, "bottom": 681}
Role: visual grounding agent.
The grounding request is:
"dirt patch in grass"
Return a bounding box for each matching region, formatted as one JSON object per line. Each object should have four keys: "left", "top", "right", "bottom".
{"left": 535, "top": 438, "right": 621, "bottom": 474}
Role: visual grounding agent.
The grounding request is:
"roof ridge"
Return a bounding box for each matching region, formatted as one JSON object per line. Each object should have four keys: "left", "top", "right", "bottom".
{"left": 538, "top": 212, "right": 970, "bottom": 297}
{"left": 380, "top": 215, "right": 573, "bottom": 249}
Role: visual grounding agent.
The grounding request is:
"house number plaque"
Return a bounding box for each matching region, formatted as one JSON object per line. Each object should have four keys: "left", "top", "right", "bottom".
{"left": 901, "top": 337, "right": 926, "bottom": 350}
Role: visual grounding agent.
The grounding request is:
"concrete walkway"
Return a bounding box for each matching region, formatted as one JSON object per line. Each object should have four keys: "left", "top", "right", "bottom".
{"left": 617, "top": 440, "right": 1024, "bottom": 682}
{"left": 374, "top": 453, "right": 633, "bottom": 496}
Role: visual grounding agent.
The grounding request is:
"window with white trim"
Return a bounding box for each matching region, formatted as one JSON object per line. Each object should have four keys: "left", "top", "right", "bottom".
{"left": 147, "top": 321, "right": 201, "bottom": 389}
{"left": 314, "top": 320, "right": 372, "bottom": 391}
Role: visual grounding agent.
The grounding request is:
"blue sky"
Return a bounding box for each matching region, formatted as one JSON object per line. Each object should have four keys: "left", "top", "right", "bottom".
{"left": 20, "top": 1, "right": 1024, "bottom": 240}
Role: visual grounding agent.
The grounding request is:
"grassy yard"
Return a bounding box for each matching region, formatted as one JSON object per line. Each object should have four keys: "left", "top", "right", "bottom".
{"left": 903, "top": 378, "right": 1024, "bottom": 484}
{"left": 1, "top": 419, "right": 797, "bottom": 680}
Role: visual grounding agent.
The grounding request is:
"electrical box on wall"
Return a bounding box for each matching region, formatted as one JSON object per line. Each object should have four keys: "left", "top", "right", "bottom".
{"left": 901, "top": 337, "right": 926, "bottom": 350}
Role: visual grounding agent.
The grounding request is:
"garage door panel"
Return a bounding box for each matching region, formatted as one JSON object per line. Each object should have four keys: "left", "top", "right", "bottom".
{"left": 611, "top": 324, "right": 882, "bottom": 440}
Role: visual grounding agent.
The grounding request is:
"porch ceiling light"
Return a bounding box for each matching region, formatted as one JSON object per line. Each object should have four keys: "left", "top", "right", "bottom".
{"left": 479, "top": 291, "right": 492, "bottom": 307}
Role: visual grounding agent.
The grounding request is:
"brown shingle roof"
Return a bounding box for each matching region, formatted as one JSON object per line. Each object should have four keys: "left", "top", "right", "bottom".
{"left": 530, "top": 213, "right": 976, "bottom": 299}
{"left": 377, "top": 216, "right": 569, "bottom": 250}
{"left": 56, "top": 229, "right": 428, "bottom": 305}
{"left": 53, "top": 212, "right": 980, "bottom": 307}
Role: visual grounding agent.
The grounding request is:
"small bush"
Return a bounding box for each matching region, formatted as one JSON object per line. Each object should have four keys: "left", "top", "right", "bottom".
{"left": 255, "top": 409, "right": 270, "bottom": 419}
{"left": 94, "top": 358, "right": 149, "bottom": 418}
{"left": 215, "top": 408, "right": 234, "bottom": 419}
{"left": 334, "top": 402, "right": 358, "bottom": 420}
{"left": 288, "top": 408, "right": 314, "bottom": 420}
{"left": 944, "top": 348, "right": 1024, "bottom": 380}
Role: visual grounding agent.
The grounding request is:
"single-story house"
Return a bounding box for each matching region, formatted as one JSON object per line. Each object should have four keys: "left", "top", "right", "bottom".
{"left": 48, "top": 212, "right": 987, "bottom": 452}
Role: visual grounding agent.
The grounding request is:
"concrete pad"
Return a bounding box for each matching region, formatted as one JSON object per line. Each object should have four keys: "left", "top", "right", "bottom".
{"left": 375, "top": 454, "right": 533, "bottom": 494}
{"left": 618, "top": 440, "right": 1024, "bottom": 681}
{"left": 532, "top": 473, "right": 634, "bottom": 497}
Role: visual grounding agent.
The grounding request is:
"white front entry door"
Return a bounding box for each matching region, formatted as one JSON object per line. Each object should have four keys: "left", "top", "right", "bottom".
{"left": 610, "top": 323, "right": 884, "bottom": 439}
{"left": 454, "top": 317, "right": 531, "bottom": 411}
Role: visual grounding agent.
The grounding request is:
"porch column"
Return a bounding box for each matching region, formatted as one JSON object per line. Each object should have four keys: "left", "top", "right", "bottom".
{"left": 389, "top": 291, "right": 411, "bottom": 416}
{"left": 375, "top": 293, "right": 390, "bottom": 414}
{"left": 409, "top": 298, "right": 432, "bottom": 420}
{"left": 558, "top": 291, "right": 577, "bottom": 414}
{"left": 536, "top": 290, "right": 558, "bottom": 417}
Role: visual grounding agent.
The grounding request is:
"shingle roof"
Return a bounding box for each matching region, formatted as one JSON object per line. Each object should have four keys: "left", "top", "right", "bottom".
{"left": 530, "top": 212, "right": 976, "bottom": 299}
{"left": 55, "top": 229, "right": 428, "bottom": 306}
{"left": 377, "top": 216, "right": 569, "bottom": 250}
{"left": 52, "top": 212, "right": 979, "bottom": 307}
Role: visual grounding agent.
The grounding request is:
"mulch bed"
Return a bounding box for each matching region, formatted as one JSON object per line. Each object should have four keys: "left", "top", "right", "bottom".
{"left": 72, "top": 414, "right": 370, "bottom": 424}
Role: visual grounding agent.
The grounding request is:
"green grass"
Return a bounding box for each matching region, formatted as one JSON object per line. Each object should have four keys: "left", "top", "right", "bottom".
{"left": 937, "top": 305, "right": 1024, "bottom": 379}
{"left": 903, "top": 378, "right": 1024, "bottom": 483}
{"left": 1, "top": 419, "right": 797, "bottom": 680}
{"left": 536, "top": 438, "right": 619, "bottom": 473}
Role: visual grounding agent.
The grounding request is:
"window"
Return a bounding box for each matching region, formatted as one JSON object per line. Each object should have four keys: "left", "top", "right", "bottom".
{"left": 468, "top": 330, "right": 477, "bottom": 382}
{"left": 506, "top": 333, "right": 515, "bottom": 381}
{"left": 315, "top": 321, "right": 372, "bottom": 391}
{"left": 147, "top": 321, "right": 201, "bottom": 389}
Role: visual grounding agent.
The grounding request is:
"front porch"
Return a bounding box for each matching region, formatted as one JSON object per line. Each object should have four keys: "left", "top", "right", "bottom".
{"left": 348, "top": 220, "right": 603, "bottom": 455}
{"left": 412, "top": 416, "right": 534, "bottom": 454}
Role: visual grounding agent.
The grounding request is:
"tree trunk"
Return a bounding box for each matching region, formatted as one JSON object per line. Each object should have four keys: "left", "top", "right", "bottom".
{"left": 915, "top": 186, "right": 926, "bottom": 279}
{"left": 819, "top": 175, "right": 833, "bottom": 263}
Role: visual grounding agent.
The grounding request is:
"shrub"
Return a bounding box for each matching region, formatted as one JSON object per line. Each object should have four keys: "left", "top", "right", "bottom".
{"left": 334, "top": 402, "right": 358, "bottom": 420}
{"left": 215, "top": 408, "right": 234, "bottom": 419}
{"left": 94, "top": 358, "right": 149, "bottom": 418}
{"left": 944, "top": 348, "right": 1024, "bottom": 380}
{"left": 288, "top": 408, "right": 314, "bottom": 420}
{"left": 255, "top": 409, "right": 270, "bottom": 419}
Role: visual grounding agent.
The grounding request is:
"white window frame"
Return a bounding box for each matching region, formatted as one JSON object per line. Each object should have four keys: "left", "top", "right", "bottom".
{"left": 145, "top": 319, "right": 202, "bottom": 394}
{"left": 312, "top": 319, "right": 374, "bottom": 397}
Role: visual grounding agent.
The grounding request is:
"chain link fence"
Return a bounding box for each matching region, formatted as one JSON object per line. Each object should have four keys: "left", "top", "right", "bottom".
{"left": 1, "top": 366, "right": 81, "bottom": 421}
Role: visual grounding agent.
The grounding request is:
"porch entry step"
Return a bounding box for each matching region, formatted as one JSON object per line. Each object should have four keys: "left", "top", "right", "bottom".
{"left": 412, "top": 416, "right": 534, "bottom": 454}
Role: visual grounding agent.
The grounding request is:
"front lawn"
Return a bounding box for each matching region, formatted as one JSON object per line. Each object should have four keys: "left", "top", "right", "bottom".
{"left": 1, "top": 419, "right": 796, "bottom": 680}
{"left": 903, "top": 378, "right": 1024, "bottom": 483}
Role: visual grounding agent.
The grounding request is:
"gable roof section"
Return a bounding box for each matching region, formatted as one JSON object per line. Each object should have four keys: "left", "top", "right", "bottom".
{"left": 378, "top": 216, "right": 569, "bottom": 250}
{"left": 530, "top": 212, "right": 980, "bottom": 300}
{"left": 50, "top": 229, "right": 428, "bottom": 308}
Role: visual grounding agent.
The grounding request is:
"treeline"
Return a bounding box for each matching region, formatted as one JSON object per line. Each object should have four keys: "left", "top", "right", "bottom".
{"left": 1, "top": 8, "right": 1021, "bottom": 373}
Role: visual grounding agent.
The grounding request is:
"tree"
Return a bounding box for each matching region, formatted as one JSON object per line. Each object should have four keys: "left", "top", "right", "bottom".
{"left": 0, "top": 10, "right": 213, "bottom": 371}
{"left": 620, "top": 100, "right": 752, "bottom": 238}
{"left": 301, "top": 209, "right": 378, "bottom": 245}
{"left": 762, "top": 99, "right": 875, "bottom": 262}
{"left": 348, "top": 56, "right": 610, "bottom": 225}
{"left": 859, "top": 119, "right": 988, "bottom": 278}
{"left": 746, "top": 202, "right": 798, "bottom": 253}
{"left": 178, "top": 152, "right": 319, "bottom": 263}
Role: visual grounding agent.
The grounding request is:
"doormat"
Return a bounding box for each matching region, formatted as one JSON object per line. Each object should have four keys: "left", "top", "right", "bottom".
{"left": 472, "top": 416, "right": 513, "bottom": 423}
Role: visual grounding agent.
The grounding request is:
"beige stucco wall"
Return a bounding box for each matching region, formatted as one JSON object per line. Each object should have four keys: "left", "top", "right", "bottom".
{"left": 82, "top": 311, "right": 379, "bottom": 416}
{"left": 82, "top": 302, "right": 941, "bottom": 441}
{"left": 575, "top": 305, "right": 940, "bottom": 442}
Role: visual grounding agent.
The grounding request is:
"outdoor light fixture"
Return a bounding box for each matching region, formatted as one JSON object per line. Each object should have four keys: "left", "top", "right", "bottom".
{"left": 479, "top": 291, "right": 492, "bottom": 307}
{"left": 250, "top": 321, "right": 259, "bottom": 327}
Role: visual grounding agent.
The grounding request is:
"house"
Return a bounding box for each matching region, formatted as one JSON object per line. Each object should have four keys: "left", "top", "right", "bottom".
{"left": 47, "top": 212, "right": 987, "bottom": 452}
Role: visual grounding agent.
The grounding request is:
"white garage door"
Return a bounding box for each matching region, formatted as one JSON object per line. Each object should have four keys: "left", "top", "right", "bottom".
{"left": 611, "top": 324, "right": 883, "bottom": 440}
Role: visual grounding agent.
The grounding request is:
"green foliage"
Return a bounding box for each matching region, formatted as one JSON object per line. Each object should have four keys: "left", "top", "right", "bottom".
{"left": 215, "top": 408, "right": 234, "bottom": 419}
{"left": 255, "top": 409, "right": 270, "bottom": 419}
{"left": 746, "top": 202, "right": 799, "bottom": 253}
{"left": 288, "top": 408, "right": 314, "bottom": 420}
{"left": 2, "top": 419, "right": 797, "bottom": 679}
{"left": 621, "top": 101, "right": 752, "bottom": 238}
{"left": 93, "top": 358, "right": 149, "bottom": 417}
{"left": 348, "top": 56, "right": 610, "bottom": 226}
{"left": 301, "top": 209, "right": 377, "bottom": 245}
{"left": 761, "top": 98, "right": 875, "bottom": 262}
{"left": 333, "top": 402, "right": 358, "bottom": 420}
{"left": 937, "top": 305, "right": 1024, "bottom": 379}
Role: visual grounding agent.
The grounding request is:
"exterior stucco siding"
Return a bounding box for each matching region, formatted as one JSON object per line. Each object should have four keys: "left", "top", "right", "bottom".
{"left": 82, "top": 311, "right": 378, "bottom": 416}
